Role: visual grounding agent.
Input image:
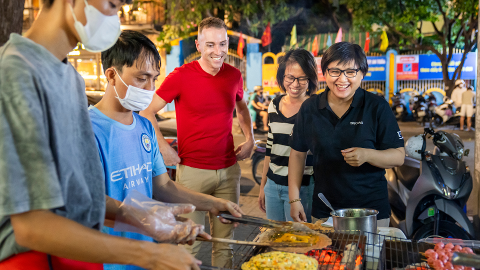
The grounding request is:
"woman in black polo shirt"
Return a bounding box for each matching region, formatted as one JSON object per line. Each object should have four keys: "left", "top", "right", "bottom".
{"left": 288, "top": 42, "right": 405, "bottom": 226}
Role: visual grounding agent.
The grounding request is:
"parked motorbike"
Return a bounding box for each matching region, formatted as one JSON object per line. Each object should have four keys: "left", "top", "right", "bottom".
{"left": 444, "top": 105, "right": 477, "bottom": 129}
{"left": 410, "top": 95, "right": 428, "bottom": 125}
{"left": 251, "top": 140, "right": 267, "bottom": 185}
{"left": 386, "top": 128, "right": 474, "bottom": 240}
{"left": 431, "top": 98, "right": 455, "bottom": 127}
{"left": 391, "top": 93, "right": 408, "bottom": 121}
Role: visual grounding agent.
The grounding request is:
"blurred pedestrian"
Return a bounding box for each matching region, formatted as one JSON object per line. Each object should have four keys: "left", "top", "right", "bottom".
{"left": 451, "top": 79, "right": 467, "bottom": 110}
{"left": 460, "top": 86, "right": 475, "bottom": 131}
{"left": 258, "top": 49, "right": 316, "bottom": 222}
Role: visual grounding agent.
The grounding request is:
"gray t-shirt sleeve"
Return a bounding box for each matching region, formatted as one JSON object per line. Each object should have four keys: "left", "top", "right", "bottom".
{"left": 0, "top": 57, "right": 64, "bottom": 216}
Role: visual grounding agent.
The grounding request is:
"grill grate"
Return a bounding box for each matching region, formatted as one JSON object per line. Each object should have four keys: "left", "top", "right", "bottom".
{"left": 231, "top": 227, "right": 439, "bottom": 270}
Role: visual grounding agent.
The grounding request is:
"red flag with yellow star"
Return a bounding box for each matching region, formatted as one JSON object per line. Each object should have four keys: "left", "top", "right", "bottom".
{"left": 237, "top": 32, "right": 245, "bottom": 58}
{"left": 262, "top": 22, "right": 272, "bottom": 47}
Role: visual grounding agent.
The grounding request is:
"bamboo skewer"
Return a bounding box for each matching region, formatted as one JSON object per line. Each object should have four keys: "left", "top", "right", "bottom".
{"left": 196, "top": 237, "right": 312, "bottom": 247}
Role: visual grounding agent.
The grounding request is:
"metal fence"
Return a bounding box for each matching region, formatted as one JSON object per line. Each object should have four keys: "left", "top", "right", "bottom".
{"left": 397, "top": 79, "right": 474, "bottom": 93}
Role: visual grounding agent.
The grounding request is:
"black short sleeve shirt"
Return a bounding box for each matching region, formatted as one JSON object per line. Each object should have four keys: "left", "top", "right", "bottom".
{"left": 289, "top": 88, "right": 404, "bottom": 219}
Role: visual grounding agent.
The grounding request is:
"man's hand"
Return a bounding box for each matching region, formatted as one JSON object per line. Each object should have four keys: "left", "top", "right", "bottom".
{"left": 115, "top": 192, "right": 206, "bottom": 244}
{"left": 341, "top": 147, "right": 371, "bottom": 167}
{"left": 147, "top": 243, "right": 201, "bottom": 270}
{"left": 235, "top": 140, "right": 254, "bottom": 161}
{"left": 208, "top": 198, "right": 244, "bottom": 224}
{"left": 159, "top": 143, "right": 181, "bottom": 166}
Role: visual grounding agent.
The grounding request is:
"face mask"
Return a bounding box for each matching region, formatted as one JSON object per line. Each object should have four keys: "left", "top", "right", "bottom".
{"left": 113, "top": 68, "right": 155, "bottom": 111}
{"left": 69, "top": 0, "right": 121, "bottom": 52}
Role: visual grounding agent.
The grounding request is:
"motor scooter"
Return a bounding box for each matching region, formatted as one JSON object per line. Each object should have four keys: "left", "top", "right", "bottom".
{"left": 251, "top": 140, "right": 267, "bottom": 185}
{"left": 391, "top": 93, "right": 407, "bottom": 121}
{"left": 444, "top": 105, "right": 477, "bottom": 129}
{"left": 410, "top": 95, "right": 428, "bottom": 125}
{"left": 431, "top": 98, "right": 455, "bottom": 127}
{"left": 386, "top": 128, "right": 475, "bottom": 240}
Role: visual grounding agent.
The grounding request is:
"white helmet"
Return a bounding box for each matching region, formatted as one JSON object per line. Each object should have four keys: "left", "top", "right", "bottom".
{"left": 405, "top": 135, "right": 424, "bottom": 160}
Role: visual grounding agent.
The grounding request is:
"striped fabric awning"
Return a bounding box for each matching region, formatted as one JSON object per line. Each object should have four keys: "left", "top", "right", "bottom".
{"left": 284, "top": 32, "right": 379, "bottom": 54}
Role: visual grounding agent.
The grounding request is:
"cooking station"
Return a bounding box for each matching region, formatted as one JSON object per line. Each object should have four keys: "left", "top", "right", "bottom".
{"left": 200, "top": 224, "right": 480, "bottom": 270}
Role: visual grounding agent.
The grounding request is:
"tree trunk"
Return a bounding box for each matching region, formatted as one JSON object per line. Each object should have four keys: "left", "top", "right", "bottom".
{"left": 0, "top": 0, "right": 25, "bottom": 46}
{"left": 439, "top": 55, "right": 456, "bottom": 98}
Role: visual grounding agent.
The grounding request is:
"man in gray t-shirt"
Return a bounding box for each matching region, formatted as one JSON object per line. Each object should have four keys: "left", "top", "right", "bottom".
{"left": 0, "top": 0, "right": 201, "bottom": 269}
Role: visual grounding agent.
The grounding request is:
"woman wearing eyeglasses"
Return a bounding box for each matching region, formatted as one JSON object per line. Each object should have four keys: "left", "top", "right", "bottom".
{"left": 258, "top": 49, "right": 317, "bottom": 222}
{"left": 288, "top": 42, "right": 405, "bottom": 226}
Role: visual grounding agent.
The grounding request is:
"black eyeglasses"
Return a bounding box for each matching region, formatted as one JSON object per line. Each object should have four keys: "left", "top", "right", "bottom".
{"left": 326, "top": 68, "right": 360, "bottom": 78}
{"left": 283, "top": 75, "right": 309, "bottom": 86}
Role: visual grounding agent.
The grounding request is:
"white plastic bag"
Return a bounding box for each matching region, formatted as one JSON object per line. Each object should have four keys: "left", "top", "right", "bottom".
{"left": 114, "top": 190, "right": 205, "bottom": 243}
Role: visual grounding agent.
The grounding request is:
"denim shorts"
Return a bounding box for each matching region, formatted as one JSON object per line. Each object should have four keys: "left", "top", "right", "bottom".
{"left": 263, "top": 176, "right": 314, "bottom": 222}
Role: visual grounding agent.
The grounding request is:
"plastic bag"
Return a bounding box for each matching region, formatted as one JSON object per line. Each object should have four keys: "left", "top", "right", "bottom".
{"left": 114, "top": 190, "right": 205, "bottom": 243}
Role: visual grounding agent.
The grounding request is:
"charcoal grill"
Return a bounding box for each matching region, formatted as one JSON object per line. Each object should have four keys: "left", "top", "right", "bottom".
{"left": 223, "top": 225, "right": 479, "bottom": 269}
{"left": 230, "top": 225, "right": 437, "bottom": 270}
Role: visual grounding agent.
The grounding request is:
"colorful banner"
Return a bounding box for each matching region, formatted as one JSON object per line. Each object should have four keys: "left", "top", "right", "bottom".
{"left": 396, "top": 55, "right": 419, "bottom": 80}
{"left": 365, "top": 56, "right": 386, "bottom": 81}
{"left": 418, "top": 52, "right": 476, "bottom": 80}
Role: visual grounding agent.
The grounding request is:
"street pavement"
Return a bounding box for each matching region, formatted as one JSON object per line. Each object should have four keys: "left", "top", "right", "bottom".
{"left": 158, "top": 117, "right": 479, "bottom": 267}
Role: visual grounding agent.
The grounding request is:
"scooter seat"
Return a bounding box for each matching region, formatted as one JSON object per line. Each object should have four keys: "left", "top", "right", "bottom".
{"left": 395, "top": 157, "right": 420, "bottom": 191}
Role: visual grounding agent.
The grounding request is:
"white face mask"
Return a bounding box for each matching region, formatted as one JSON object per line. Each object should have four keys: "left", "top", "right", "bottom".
{"left": 69, "top": 0, "right": 121, "bottom": 52}
{"left": 113, "top": 68, "right": 155, "bottom": 111}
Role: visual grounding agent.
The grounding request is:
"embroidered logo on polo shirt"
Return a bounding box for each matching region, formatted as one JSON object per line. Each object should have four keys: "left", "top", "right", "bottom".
{"left": 141, "top": 133, "right": 152, "bottom": 153}
{"left": 350, "top": 121, "right": 363, "bottom": 125}
{"left": 397, "top": 131, "right": 404, "bottom": 139}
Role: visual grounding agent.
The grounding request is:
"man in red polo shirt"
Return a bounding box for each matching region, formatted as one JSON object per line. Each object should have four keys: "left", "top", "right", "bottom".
{"left": 141, "top": 17, "right": 254, "bottom": 267}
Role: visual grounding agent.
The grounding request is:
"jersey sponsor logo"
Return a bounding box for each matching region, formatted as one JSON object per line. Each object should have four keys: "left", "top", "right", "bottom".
{"left": 397, "top": 131, "right": 404, "bottom": 139}
{"left": 123, "top": 176, "right": 149, "bottom": 190}
{"left": 350, "top": 121, "right": 363, "bottom": 125}
{"left": 141, "top": 133, "right": 152, "bottom": 153}
{"left": 110, "top": 162, "right": 152, "bottom": 182}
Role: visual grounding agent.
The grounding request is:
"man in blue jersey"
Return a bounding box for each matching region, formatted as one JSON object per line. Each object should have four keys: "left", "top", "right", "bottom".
{"left": 90, "top": 30, "right": 243, "bottom": 270}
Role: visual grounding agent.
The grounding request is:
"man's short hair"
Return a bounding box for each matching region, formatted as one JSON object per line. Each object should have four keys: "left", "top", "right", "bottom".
{"left": 41, "top": 0, "right": 132, "bottom": 9}
{"left": 198, "top": 17, "right": 227, "bottom": 35}
{"left": 321, "top": 42, "right": 368, "bottom": 77}
{"left": 101, "top": 30, "right": 160, "bottom": 74}
{"left": 276, "top": 49, "right": 318, "bottom": 95}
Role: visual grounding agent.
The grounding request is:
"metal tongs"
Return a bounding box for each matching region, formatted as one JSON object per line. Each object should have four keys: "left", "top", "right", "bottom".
{"left": 451, "top": 252, "right": 480, "bottom": 268}
{"left": 218, "top": 213, "right": 293, "bottom": 229}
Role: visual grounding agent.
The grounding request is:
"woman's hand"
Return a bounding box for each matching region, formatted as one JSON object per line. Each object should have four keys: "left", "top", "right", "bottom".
{"left": 290, "top": 201, "right": 307, "bottom": 222}
{"left": 341, "top": 147, "right": 371, "bottom": 167}
{"left": 258, "top": 184, "right": 266, "bottom": 213}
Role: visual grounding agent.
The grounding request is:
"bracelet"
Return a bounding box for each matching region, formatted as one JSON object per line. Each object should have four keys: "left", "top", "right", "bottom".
{"left": 288, "top": 198, "right": 301, "bottom": 204}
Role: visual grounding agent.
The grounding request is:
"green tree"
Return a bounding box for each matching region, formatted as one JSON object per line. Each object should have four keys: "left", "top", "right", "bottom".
{"left": 344, "top": 0, "right": 478, "bottom": 96}
{"left": 155, "top": 0, "right": 295, "bottom": 52}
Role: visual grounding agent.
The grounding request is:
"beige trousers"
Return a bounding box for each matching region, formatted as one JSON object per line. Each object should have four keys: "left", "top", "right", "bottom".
{"left": 176, "top": 163, "right": 241, "bottom": 268}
